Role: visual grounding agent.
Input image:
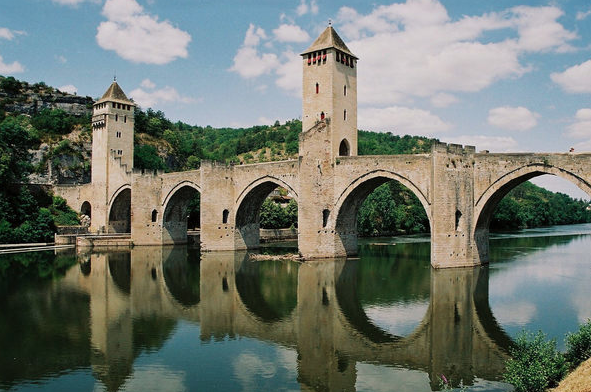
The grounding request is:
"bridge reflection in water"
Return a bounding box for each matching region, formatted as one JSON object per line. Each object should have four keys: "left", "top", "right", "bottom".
{"left": 11, "top": 246, "right": 507, "bottom": 391}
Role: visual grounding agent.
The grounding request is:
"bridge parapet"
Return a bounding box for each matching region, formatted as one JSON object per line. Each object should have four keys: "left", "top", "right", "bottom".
{"left": 432, "top": 141, "right": 476, "bottom": 155}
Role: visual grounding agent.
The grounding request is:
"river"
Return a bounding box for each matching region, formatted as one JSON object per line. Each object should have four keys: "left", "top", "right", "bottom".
{"left": 1, "top": 223, "right": 591, "bottom": 391}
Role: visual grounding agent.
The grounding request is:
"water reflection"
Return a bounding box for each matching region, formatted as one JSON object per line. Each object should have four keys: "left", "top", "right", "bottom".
{"left": 3, "top": 226, "right": 591, "bottom": 391}
{"left": 0, "top": 244, "right": 522, "bottom": 392}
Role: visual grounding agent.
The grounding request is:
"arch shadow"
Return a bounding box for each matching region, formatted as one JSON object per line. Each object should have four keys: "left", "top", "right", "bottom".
{"left": 162, "top": 184, "right": 201, "bottom": 244}
{"left": 108, "top": 186, "right": 131, "bottom": 233}
{"left": 235, "top": 176, "right": 298, "bottom": 250}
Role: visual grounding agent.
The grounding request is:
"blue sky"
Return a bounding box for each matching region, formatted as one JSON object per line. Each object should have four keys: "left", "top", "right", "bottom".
{"left": 1, "top": 0, "right": 591, "bottom": 196}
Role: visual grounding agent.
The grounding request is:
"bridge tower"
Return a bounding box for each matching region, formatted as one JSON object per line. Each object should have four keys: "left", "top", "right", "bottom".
{"left": 298, "top": 27, "right": 359, "bottom": 258}
{"left": 301, "top": 26, "right": 358, "bottom": 157}
{"left": 90, "top": 81, "right": 135, "bottom": 232}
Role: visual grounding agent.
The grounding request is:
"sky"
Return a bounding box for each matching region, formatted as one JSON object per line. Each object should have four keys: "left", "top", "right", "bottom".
{"left": 1, "top": 0, "right": 591, "bottom": 197}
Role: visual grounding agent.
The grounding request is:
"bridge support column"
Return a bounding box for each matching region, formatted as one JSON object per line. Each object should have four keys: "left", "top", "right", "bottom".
{"left": 131, "top": 170, "right": 164, "bottom": 245}
{"left": 430, "top": 143, "right": 480, "bottom": 268}
{"left": 298, "top": 121, "right": 345, "bottom": 259}
{"left": 200, "top": 161, "right": 237, "bottom": 251}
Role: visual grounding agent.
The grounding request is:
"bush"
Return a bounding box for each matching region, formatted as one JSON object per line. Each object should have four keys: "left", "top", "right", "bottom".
{"left": 503, "top": 330, "right": 567, "bottom": 392}
{"left": 565, "top": 320, "right": 591, "bottom": 368}
{"left": 50, "top": 196, "right": 79, "bottom": 226}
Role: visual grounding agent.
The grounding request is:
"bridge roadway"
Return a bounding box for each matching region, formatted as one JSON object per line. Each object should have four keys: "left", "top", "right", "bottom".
{"left": 56, "top": 247, "right": 511, "bottom": 391}
{"left": 56, "top": 140, "right": 591, "bottom": 268}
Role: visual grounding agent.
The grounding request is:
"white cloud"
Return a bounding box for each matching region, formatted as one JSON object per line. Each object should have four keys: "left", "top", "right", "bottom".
{"left": 96, "top": 0, "right": 191, "bottom": 65}
{"left": 229, "top": 46, "right": 279, "bottom": 78}
{"left": 51, "top": 0, "right": 86, "bottom": 5}
{"left": 566, "top": 108, "right": 591, "bottom": 139}
{"left": 55, "top": 55, "right": 67, "bottom": 64}
{"left": 275, "top": 50, "right": 301, "bottom": 95}
{"left": 0, "top": 28, "right": 14, "bottom": 40}
{"left": 273, "top": 24, "right": 310, "bottom": 43}
{"left": 296, "top": 0, "right": 318, "bottom": 16}
{"left": 0, "top": 27, "right": 25, "bottom": 40}
{"left": 510, "top": 6, "right": 576, "bottom": 53}
{"left": 58, "top": 84, "right": 77, "bottom": 94}
{"left": 229, "top": 24, "right": 280, "bottom": 78}
{"left": 551, "top": 60, "right": 591, "bottom": 94}
{"left": 0, "top": 55, "right": 24, "bottom": 74}
{"left": 358, "top": 106, "right": 451, "bottom": 135}
{"left": 430, "top": 92, "right": 458, "bottom": 108}
{"left": 243, "top": 24, "right": 267, "bottom": 46}
{"left": 487, "top": 106, "right": 539, "bottom": 131}
{"left": 335, "top": 1, "right": 576, "bottom": 106}
{"left": 140, "top": 78, "right": 156, "bottom": 89}
{"left": 576, "top": 9, "right": 591, "bottom": 21}
{"left": 130, "top": 84, "right": 197, "bottom": 108}
{"left": 445, "top": 135, "right": 518, "bottom": 152}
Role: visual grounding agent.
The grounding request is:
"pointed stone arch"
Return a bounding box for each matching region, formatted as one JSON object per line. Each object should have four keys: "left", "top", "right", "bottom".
{"left": 162, "top": 182, "right": 201, "bottom": 245}
{"left": 108, "top": 185, "right": 131, "bottom": 233}
{"left": 473, "top": 163, "right": 591, "bottom": 262}
{"left": 234, "top": 175, "right": 298, "bottom": 250}
{"left": 333, "top": 170, "right": 431, "bottom": 256}
{"left": 339, "top": 139, "right": 350, "bottom": 156}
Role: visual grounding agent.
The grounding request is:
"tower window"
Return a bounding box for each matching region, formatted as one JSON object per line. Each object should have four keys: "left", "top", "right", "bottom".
{"left": 336, "top": 52, "right": 340, "bottom": 62}
{"left": 151, "top": 209, "right": 158, "bottom": 222}
{"left": 307, "top": 53, "right": 311, "bottom": 65}
{"left": 124, "top": 115, "right": 127, "bottom": 123}
{"left": 316, "top": 83, "right": 319, "bottom": 94}
{"left": 344, "top": 109, "right": 347, "bottom": 121}
{"left": 322, "top": 50, "right": 327, "bottom": 63}
{"left": 115, "top": 114, "right": 118, "bottom": 121}
{"left": 344, "top": 85, "right": 346, "bottom": 96}
{"left": 320, "top": 111, "right": 325, "bottom": 120}
{"left": 222, "top": 209, "right": 229, "bottom": 224}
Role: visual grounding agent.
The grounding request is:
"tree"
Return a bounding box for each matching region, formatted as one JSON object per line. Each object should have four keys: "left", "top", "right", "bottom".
{"left": 0, "top": 117, "right": 33, "bottom": 185}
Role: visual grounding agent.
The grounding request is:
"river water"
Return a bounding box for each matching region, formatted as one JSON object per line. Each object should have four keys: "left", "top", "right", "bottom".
{"left": 1, "top": 223, "right": 591, "bottom": 392}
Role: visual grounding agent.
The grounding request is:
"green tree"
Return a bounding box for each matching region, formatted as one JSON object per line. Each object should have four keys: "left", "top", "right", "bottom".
{"left": 134, "top": 144, "right": 166, "bottom": 171}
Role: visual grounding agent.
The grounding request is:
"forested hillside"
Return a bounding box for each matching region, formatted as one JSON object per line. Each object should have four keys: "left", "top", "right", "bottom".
{"left": 0, "top": 75, "right": 590, "bottom": 243}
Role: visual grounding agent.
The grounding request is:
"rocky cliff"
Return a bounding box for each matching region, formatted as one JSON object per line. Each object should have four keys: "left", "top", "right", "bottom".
{"left": 0, "top": 76, "right": 93, "bottom": 117}
{"left": 1, "top": 76, "right": 94, "bottom": 184}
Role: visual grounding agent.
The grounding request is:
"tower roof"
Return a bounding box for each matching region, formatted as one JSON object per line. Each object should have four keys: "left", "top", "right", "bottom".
{"left": 301, "top": 26, "right": 357, "bottom": 59}
{"left": 97, "top": 81, "right": 133, "bottom": 105}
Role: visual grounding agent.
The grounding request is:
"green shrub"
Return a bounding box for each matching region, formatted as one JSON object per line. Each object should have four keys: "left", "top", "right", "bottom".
{"left": 565, "top": 320, "right": 591, "bottom": 368}
{"left": 50, "top": 196, "right": 79, "bottom": 226}
{"left": 503, "top": 330, "right": 567, "bottom": 392}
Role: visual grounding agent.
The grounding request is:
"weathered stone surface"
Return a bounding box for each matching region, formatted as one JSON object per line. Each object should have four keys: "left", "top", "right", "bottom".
{"left": 51, "top": 28, "right": 591, "bottom": 269}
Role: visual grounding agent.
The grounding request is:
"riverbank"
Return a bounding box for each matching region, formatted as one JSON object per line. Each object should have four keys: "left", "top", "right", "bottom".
{"left": 551, "top": 358, "right": 591, "bottom": 392}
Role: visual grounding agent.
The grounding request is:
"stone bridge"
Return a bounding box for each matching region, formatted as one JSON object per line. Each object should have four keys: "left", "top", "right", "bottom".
{"left": 59, "top": 247, "right": 511, "bottom": 390}
{"left": 55, "top": 142, "right": 591, "bottom": 268}
{"left": 53, "top": 26, "right": 591, "bottom": 268}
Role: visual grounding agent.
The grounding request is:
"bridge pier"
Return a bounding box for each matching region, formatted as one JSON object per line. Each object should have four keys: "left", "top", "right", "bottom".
{"left": 200, "top": 161, "right": 236, "bottom": 251}
{"left": 430, "top": 143, "right": 481, "bottom": 268}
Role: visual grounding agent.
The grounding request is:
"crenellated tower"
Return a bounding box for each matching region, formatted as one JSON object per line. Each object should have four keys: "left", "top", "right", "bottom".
{"left": 298, "top": 26, "right": 360, "bottom": 259}
{"left": 91, "top": 80, "right": 135, "bottom": 187}
{"left": 301, "top": 26, "right": 358, "bottom": 157}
